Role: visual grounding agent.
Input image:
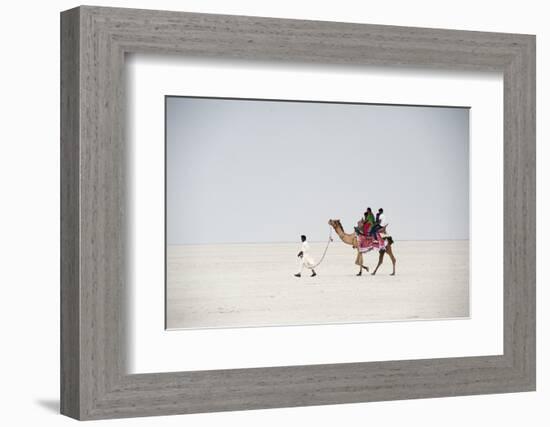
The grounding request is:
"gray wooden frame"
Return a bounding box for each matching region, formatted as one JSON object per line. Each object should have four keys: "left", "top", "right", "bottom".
{"left": 60, "top": 5, "right": 536, "bottom": 420}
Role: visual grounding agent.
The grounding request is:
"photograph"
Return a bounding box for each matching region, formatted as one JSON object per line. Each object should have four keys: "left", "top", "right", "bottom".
{"left": 165, "top": 96, "right": 470, "bottom": 329}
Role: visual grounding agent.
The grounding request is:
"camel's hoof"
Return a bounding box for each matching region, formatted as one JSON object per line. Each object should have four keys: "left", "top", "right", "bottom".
{"left": 356, "top": 273, "right": 362, "bottom": 276}
{"left": 371, "top": 272, "right": 376, "bottom": 276}
{"left": 390, "top": 273, "right": 395, "bottom": 276}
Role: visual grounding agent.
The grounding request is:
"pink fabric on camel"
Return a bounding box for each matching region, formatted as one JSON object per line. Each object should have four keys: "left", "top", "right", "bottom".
{"left": 357, "top": 234, "right": 386, "bottom": 253}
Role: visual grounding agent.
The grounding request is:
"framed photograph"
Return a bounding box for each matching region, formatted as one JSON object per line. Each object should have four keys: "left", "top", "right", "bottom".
{"left": 61, "top": 6, "right": 535, "bottom": 420}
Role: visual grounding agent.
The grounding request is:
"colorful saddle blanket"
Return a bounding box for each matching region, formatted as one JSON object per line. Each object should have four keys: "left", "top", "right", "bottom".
{"left": 357, "top": 233, "right": 386, "bottom": 253}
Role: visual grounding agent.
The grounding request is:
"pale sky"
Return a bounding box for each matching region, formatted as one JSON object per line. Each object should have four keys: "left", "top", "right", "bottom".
{"left": 166, "top": 97, "right": 469, "bottom": 244}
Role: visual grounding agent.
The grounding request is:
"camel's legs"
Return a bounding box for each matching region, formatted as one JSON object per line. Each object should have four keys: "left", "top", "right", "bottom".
{"left": 354, "top": 251, "right": 371, "bottom": 275}
{"left": 355, "top": 251, "right": 363, "bottom": 276}
{"left": 386, "top": 245, "right": 397, "bottom": 275}
{"left": 371, "top": 250, "right": 385, "bottom": 275}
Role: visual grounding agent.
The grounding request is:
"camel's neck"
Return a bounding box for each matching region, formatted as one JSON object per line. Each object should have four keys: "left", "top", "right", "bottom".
{"left": 332, "top": 223, "right": 356, "bottom": 246}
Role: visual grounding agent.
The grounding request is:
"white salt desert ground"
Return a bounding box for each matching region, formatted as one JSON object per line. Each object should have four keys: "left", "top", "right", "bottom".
{"left": 166, "top": 240, "right": 469, "bottom": 329}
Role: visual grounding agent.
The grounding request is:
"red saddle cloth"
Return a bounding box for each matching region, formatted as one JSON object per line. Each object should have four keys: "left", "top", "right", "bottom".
{"left": 357, "top": 233, "right": 386, "bottom": 253}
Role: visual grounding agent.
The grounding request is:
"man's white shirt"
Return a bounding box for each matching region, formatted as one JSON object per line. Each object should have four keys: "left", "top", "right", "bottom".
{"left": 300, "top": 241, "right": 315, "bottom": 268}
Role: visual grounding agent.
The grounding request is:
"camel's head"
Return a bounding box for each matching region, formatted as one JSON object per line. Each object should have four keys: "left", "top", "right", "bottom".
{"left": 328, "top": 219, "right": 341, "bottom": 229}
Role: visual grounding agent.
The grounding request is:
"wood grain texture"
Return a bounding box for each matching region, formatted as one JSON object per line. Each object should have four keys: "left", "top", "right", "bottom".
{"left": 60, "top": 7, "right": 80, "bottom": 419}
{"left": 60, "top": 5, "right": 536, "bottom": 420}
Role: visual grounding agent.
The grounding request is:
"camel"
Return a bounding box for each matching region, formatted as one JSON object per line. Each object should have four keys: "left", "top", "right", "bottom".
{"left": 328, "top": 219, "right": 396, "bottom": 276}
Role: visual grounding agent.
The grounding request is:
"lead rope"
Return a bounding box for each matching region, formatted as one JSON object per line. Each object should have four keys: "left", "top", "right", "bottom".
{"left": 310, "top": 227, "right": 334, "bottom": 269}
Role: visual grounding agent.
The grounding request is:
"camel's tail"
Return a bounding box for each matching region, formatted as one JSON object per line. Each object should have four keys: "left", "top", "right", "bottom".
{"left": 384, "top": 236, "right": 394, "bottom": 245}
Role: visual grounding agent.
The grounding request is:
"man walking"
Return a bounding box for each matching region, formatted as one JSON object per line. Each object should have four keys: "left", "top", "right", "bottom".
{"left": 294, "top": 235, "right": 317, "bottom": 277}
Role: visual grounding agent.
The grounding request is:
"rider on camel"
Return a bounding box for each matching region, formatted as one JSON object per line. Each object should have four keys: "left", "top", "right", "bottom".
{"left": 370, "top": 208, "right": 384, "bottom": 238}
{"left": 363, "top": 208, "right": 375, "bottom": 237}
